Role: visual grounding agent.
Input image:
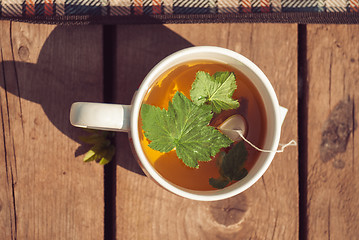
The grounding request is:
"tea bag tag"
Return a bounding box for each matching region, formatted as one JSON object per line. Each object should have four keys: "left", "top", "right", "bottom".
{"left": 236, "top": 130, "right": 297, "bottom": 153}
{"left": 218, "top": 114, "right": 297, "bottom": 153}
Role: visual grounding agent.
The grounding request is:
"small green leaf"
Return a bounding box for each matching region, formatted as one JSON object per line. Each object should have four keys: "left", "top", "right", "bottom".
{"left": 221, "top": 141, "right": 248, "bottom": 180}
{"left": 141, "top": 91, "right": 233, "bottom": 168}
{"left": 209, "top": 141, "right": 248, "bottom": 189}
{"left": 99, "top": 145, "right": 115, "bottom": 165}
{"left": 232, "top": 168, "right": 248, "bottom": 181}
{"left": 209, "top": 176, "right": 230, "bottom": 189}
{"left": 83, "top": 152, "right": 98, "bottom": 162}
{"left": 83, "top": 142, "right": 105, "bottom": 162}
{"left": 79, "top": 130, "right": 115, "bottom": 165}
{"left": 190, "top": 71, "right": 239, "bottom": 113}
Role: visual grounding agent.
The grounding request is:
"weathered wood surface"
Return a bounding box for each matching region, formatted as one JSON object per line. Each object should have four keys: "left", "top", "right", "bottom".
{"left": 2, "top": 20, "right": 357, "bottom": 240}
{"left": 0, "top": 21, "right": 104, "bottom": 239}
{"left": 114, "top": 24, "right": 298, "bottom": 239}
{"left": 306, "top": 25, "right": 359, "bottom": 240}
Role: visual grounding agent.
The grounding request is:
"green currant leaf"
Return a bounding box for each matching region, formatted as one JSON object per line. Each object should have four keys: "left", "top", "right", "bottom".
{"left": 141, "top": 91, "right": 232, "bottom": 168}
{"left": 190, "top": 71, "right": 239, "bottom": 113}
{"left": 209, "top": 141, "right": 248, "bottom": 189}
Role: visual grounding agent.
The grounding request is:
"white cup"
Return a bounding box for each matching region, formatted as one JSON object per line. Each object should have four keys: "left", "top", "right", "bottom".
{"left": 70, "top": 46, "right": 287, "bottom": 201}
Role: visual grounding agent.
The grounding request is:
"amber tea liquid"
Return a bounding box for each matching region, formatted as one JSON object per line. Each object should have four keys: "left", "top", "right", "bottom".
{"left": 138, "top": 60, "right": 267, "bottom": 190}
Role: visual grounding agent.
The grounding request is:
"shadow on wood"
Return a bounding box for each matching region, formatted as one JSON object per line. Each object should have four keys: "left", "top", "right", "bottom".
{"left": 0, "top": 24, "right": 194, "bottom": 177}
{"left": 0, "top": 23, "right": 105, "bottom": 239}
{"left": 0, "top": 26, "right": 103, "bottom": 145}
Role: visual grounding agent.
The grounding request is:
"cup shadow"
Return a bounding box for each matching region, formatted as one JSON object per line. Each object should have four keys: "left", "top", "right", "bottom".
{"left": 0, "top": 24, "right": 193, "bottom": 176}
{"left": 0, "top": 25, "right": 105, "bottom": 145}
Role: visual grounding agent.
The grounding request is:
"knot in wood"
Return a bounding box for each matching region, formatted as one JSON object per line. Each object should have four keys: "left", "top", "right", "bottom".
{"left": 18, "top": 46, "right": 30, "bottom": 61}
{"left": 210, "top": 194, "right": 248, "bottom": 227}
{"left": 320, "top": 98, "right": 357, "bottom": 163}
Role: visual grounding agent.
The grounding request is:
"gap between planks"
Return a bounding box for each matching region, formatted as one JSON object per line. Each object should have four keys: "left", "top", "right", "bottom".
{"left": 298, "top": 24, "right": 308, "bottom": 240}
{"left": 103, "top": 25, "right": 117, "bottom": 240}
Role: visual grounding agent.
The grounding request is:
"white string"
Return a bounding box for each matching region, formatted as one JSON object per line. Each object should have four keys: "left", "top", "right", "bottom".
{"left": 228, "top": 129, "right": 297, "bottom": 153}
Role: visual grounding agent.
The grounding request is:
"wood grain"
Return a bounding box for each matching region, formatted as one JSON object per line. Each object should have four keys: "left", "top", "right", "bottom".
{"left": 114, "top": 24, "right": 298, "bottom": 239}
{"left": 306, "top": 25, "right": 359, "bottom": 240}
{"left": 0, "top": 21, "right": 104, "bottom": 239}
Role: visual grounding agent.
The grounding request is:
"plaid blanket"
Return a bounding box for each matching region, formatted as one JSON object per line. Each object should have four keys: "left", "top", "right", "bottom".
{"left": 0, "top": 0, "right": 358, "bottom": 24}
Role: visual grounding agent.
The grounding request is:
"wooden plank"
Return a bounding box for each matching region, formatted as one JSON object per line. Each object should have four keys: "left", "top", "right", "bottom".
{"left": 114, "top": 24, "right": 298, "bottom": 239}
{"left": 0, "top": 21, "right": 104, "bottom": 239}
{"left": 306, "top": 25, "right": 359, "bottom": 240}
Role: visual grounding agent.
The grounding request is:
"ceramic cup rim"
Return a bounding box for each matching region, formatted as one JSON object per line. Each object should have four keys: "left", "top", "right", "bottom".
{"left": 130, "top": 46, "right": 281, "bottom": 201}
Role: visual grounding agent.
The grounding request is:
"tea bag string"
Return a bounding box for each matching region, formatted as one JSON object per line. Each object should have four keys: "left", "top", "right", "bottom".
{"left": 230, "top": 129, "right": 297, "bottom": 153}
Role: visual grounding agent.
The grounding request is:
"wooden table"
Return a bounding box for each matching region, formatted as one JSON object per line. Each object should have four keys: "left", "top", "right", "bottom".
{"left": 0, "top": 21, "right": 358, "bottom": 240}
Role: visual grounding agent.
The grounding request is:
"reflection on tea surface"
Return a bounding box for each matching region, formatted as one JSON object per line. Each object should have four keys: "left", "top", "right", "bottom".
{"left": 139, "top": 61, "right": 266, "bottom": 190}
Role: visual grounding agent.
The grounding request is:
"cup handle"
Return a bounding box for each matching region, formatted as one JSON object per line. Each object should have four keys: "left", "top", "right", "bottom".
{"left": 70, "top": 102, "right": 131, "bottom": 132}
{"left": 278, "top": 106, "right": 288, "bottom": 127}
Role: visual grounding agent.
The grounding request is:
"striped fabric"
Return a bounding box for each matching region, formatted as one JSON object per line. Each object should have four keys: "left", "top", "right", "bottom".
{"left": 0, "top": 0, "right": 358, "bottom": 17}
